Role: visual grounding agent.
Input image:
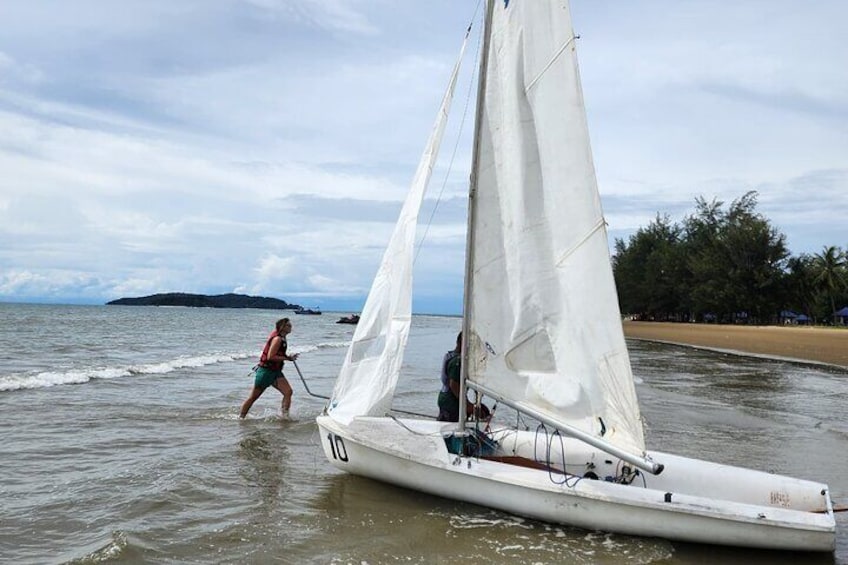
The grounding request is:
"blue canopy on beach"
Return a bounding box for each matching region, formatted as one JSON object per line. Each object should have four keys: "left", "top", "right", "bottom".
{"left": 834, "top": 306, "right": 848, "bottom": 317}
{"left": 796, "top": 314, "right": 810, "bottom": 322}
{"left": 780, "top": 310, "right": 798, "bottom": 318}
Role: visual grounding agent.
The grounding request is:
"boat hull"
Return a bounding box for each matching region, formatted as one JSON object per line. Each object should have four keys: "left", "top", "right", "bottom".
{"left": 316, "top": 415, "right": 835, "bottom": 552}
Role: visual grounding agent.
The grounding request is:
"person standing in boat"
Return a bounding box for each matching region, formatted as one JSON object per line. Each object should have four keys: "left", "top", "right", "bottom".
{"left": 240, "top": 318, "right": 299, "bottom": 419}
{"left": 437, "top": 332, "right": 489, "bottom": 422}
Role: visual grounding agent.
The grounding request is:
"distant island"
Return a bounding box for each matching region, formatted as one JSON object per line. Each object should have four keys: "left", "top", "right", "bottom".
{"left": 106, "top": 292, "right": 302, "bottom": 310}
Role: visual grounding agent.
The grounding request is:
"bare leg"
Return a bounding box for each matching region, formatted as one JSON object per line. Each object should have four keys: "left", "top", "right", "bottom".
{"left": 240, "top": 386, "right": 266, "bottom": 418}
{"left": 273, "top": 376, "right": 293, "bottom": 417}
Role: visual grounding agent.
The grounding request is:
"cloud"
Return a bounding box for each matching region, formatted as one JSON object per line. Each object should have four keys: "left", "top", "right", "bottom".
{"left": 0, "top": 269, "right": 104, "bottom": 300}
{"left": 0, "top": 1, "right": 845, "bottom": 313}
{"left": 242, "top": 0, "right": 378, "bottom": 35}
{"left": 254, "top": 253, "right": 297, "bottom": 283}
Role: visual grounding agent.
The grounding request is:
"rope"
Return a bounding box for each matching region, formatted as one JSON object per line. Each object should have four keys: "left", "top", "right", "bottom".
{"left": 532, "top": 423, "right": 584, "bottom": 488}
{"left": 388, "top": 414, "right": 448, "bottom": 437}
{"left": 291, "top": 361, "right": 448, "bottom": 419}
{"left": 292, "top": 360, "right": 330, "bottom": 400}
{"left": 388, "top": 407, "right": 437, "bottom": 419}
{"left": 483, "top": 401, "right": 498, "bottom": 433}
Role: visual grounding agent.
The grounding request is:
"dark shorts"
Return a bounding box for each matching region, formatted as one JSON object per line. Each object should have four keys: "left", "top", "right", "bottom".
{"left": 437, "top": 391, "right": 459, "bottom": 422}
{"left": 254, "top": 366, "right": 282, "bottom": 389}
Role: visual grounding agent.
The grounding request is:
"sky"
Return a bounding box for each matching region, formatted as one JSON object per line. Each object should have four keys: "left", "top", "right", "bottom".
{"left": 1, "top": 1, "right": 846, "bottom": 314}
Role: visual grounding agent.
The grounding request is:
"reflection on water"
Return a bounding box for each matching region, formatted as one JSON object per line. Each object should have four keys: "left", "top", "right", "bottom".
{"left": 303, "top": 474, "right": 674, "bottom": 564}
{"left": 668, "top": 541, "right": 837, "bottom": 565}
{"left": 629, "top": 339, "right": 847, "bottom": 564}
{"left": 632, "top": 340, "right": 848, "bottom": 480}
{"left": 237, "top": 423, "right": 293, "bottom": 519}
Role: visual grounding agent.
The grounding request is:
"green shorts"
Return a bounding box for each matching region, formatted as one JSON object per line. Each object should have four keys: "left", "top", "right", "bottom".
{"left": 254, "top": 366, "right": 282, "bottom": 389}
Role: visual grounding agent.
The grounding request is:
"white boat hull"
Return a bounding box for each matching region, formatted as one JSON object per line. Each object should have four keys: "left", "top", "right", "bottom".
{"left": 316, "top": 414, "right": 835, "bottom": 552}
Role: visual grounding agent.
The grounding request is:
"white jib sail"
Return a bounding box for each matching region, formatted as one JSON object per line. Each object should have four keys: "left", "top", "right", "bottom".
{"left": 326, "top": 34, "right": 471, "bottom": 425}
{"left": 466, "top": 1, "right": 646, "bottom": 456}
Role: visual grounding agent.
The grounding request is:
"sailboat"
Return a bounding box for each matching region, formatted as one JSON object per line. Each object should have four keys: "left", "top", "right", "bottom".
{"left": 316, "top": 1, "right": 836, "bottom": 551}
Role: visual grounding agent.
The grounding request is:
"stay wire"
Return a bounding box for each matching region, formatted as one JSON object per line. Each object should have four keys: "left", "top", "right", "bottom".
{"left": 389, "top": 407, "right": 436, "bottom": 419}
{"left": 388, "top": 414, "right": 449, "bottom": 437}
{"left": 414, "top": 1, "right": 483, "bottom": 265}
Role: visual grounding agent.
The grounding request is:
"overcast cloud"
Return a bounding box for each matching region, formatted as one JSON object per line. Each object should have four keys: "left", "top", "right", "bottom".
{"left": 1, "top": 1, "right": 846, "bottom": 314}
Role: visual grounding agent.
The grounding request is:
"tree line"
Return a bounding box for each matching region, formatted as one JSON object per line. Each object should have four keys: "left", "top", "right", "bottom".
{"left": 612, "top": 191, "right": 848, "bottom": 325}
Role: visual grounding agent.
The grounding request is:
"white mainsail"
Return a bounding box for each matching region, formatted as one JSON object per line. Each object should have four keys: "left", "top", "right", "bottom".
{"left": 465, "top": 1, "right": 646, "bottom": 457}
{"left": 327, "top": 34, "right": 471, "bottom": 425}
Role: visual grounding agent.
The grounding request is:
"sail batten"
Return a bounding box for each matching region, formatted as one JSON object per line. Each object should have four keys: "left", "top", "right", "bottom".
{"left": 554, "top": 218, "right": 606, "bottom": 268}
{"left": 525, "top": 34, "right": 579, "bottom": 92}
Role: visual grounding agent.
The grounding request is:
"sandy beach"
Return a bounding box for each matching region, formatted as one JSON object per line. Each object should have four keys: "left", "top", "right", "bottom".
{"left": 623, "top": 320, "right": 848, "bottom": 369}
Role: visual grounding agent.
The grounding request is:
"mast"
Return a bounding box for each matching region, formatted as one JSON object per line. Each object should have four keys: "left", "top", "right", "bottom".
{"left": 458, "top": 0, "right": 494, "bottom": 434}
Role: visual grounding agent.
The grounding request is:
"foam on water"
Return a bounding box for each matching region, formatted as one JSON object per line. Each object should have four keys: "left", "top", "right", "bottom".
{"left": 0, "top": 340, "right": 350, "bottom": 392}
{"left": 0, "top": 352, "right": 250, "bottom": 391}
{"left": 445, "top": 510, "right": 673, "bottom": 564}
{"left": 64, "top": 530, "right": 129, "bottom": 564}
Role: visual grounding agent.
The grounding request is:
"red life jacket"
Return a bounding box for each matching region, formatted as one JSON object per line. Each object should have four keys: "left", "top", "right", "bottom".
{"left": 259, "top": 330, "right": 285, "bottom": 371}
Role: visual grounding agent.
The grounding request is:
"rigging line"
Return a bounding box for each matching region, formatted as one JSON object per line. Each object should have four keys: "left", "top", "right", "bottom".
{"left": 505, "top": 413, "right": 523, "bottom": 455}
{"left": 483, "top": 400, "right": 498, "bottom": 433}
{"left": 388, "top": 414, "right": 450, "bottom": 437}
{"left": 533, "top": 423, "right": 548, "bottom": 464}
{"left": 388, "top": 407, "right": 436, "bottom": 419}
{"left": 551, "top": 429, "right": 580, "bottom": 487}
{"left": 413, "top": 1, "right": 483, "bottom": 265}
{"left": 464, "top": 0, "right": 484, "bottom": 35}
{"left": 525, "top": 34, "right": 580, "bottom": 93}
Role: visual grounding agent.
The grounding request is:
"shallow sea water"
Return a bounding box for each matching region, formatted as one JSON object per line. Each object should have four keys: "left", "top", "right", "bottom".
{"left": 0, "top": 303, "right": 845, "bottom": 564}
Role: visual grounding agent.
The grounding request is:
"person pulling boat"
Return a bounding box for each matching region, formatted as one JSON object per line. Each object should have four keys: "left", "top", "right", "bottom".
{"left": 240, "top": 318, "right": 299, "bottom": 419}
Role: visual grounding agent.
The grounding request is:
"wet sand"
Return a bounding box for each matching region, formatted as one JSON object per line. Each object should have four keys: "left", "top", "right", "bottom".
{"left": 623, "top": 320, "right": 848, "bottom": 369}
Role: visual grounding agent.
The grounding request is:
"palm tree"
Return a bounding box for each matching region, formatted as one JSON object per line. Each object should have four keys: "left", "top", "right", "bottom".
{"left": 812, "top": 246, "right": 847, "bottom": 320}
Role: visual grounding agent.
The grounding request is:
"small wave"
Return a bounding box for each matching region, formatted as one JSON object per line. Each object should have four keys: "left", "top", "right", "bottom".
{"left": 64, "top": 530, "right": 128, "bottom": 564}
{"left": 293, "top": 341, "right": 350, "bottom": 354}
{"left": 823, "top": 423, "right": 848, "bottom": 439}
{"left": 446, "top": 510, "right": 672, "bottom": 563}
{"left": 0, "top": 367, "right": 129, "bottom": 391}
{"left": 0, "top": 341, "right": 348, "bottom": 393}
{"left": 0, "top": 351, "right": 251, "bottom": 392}
{"left": 448, "top": 511, "right": 533, "bottom": 530}
{"left": 128, "top": 352, "right": 251, "bottom": 375}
